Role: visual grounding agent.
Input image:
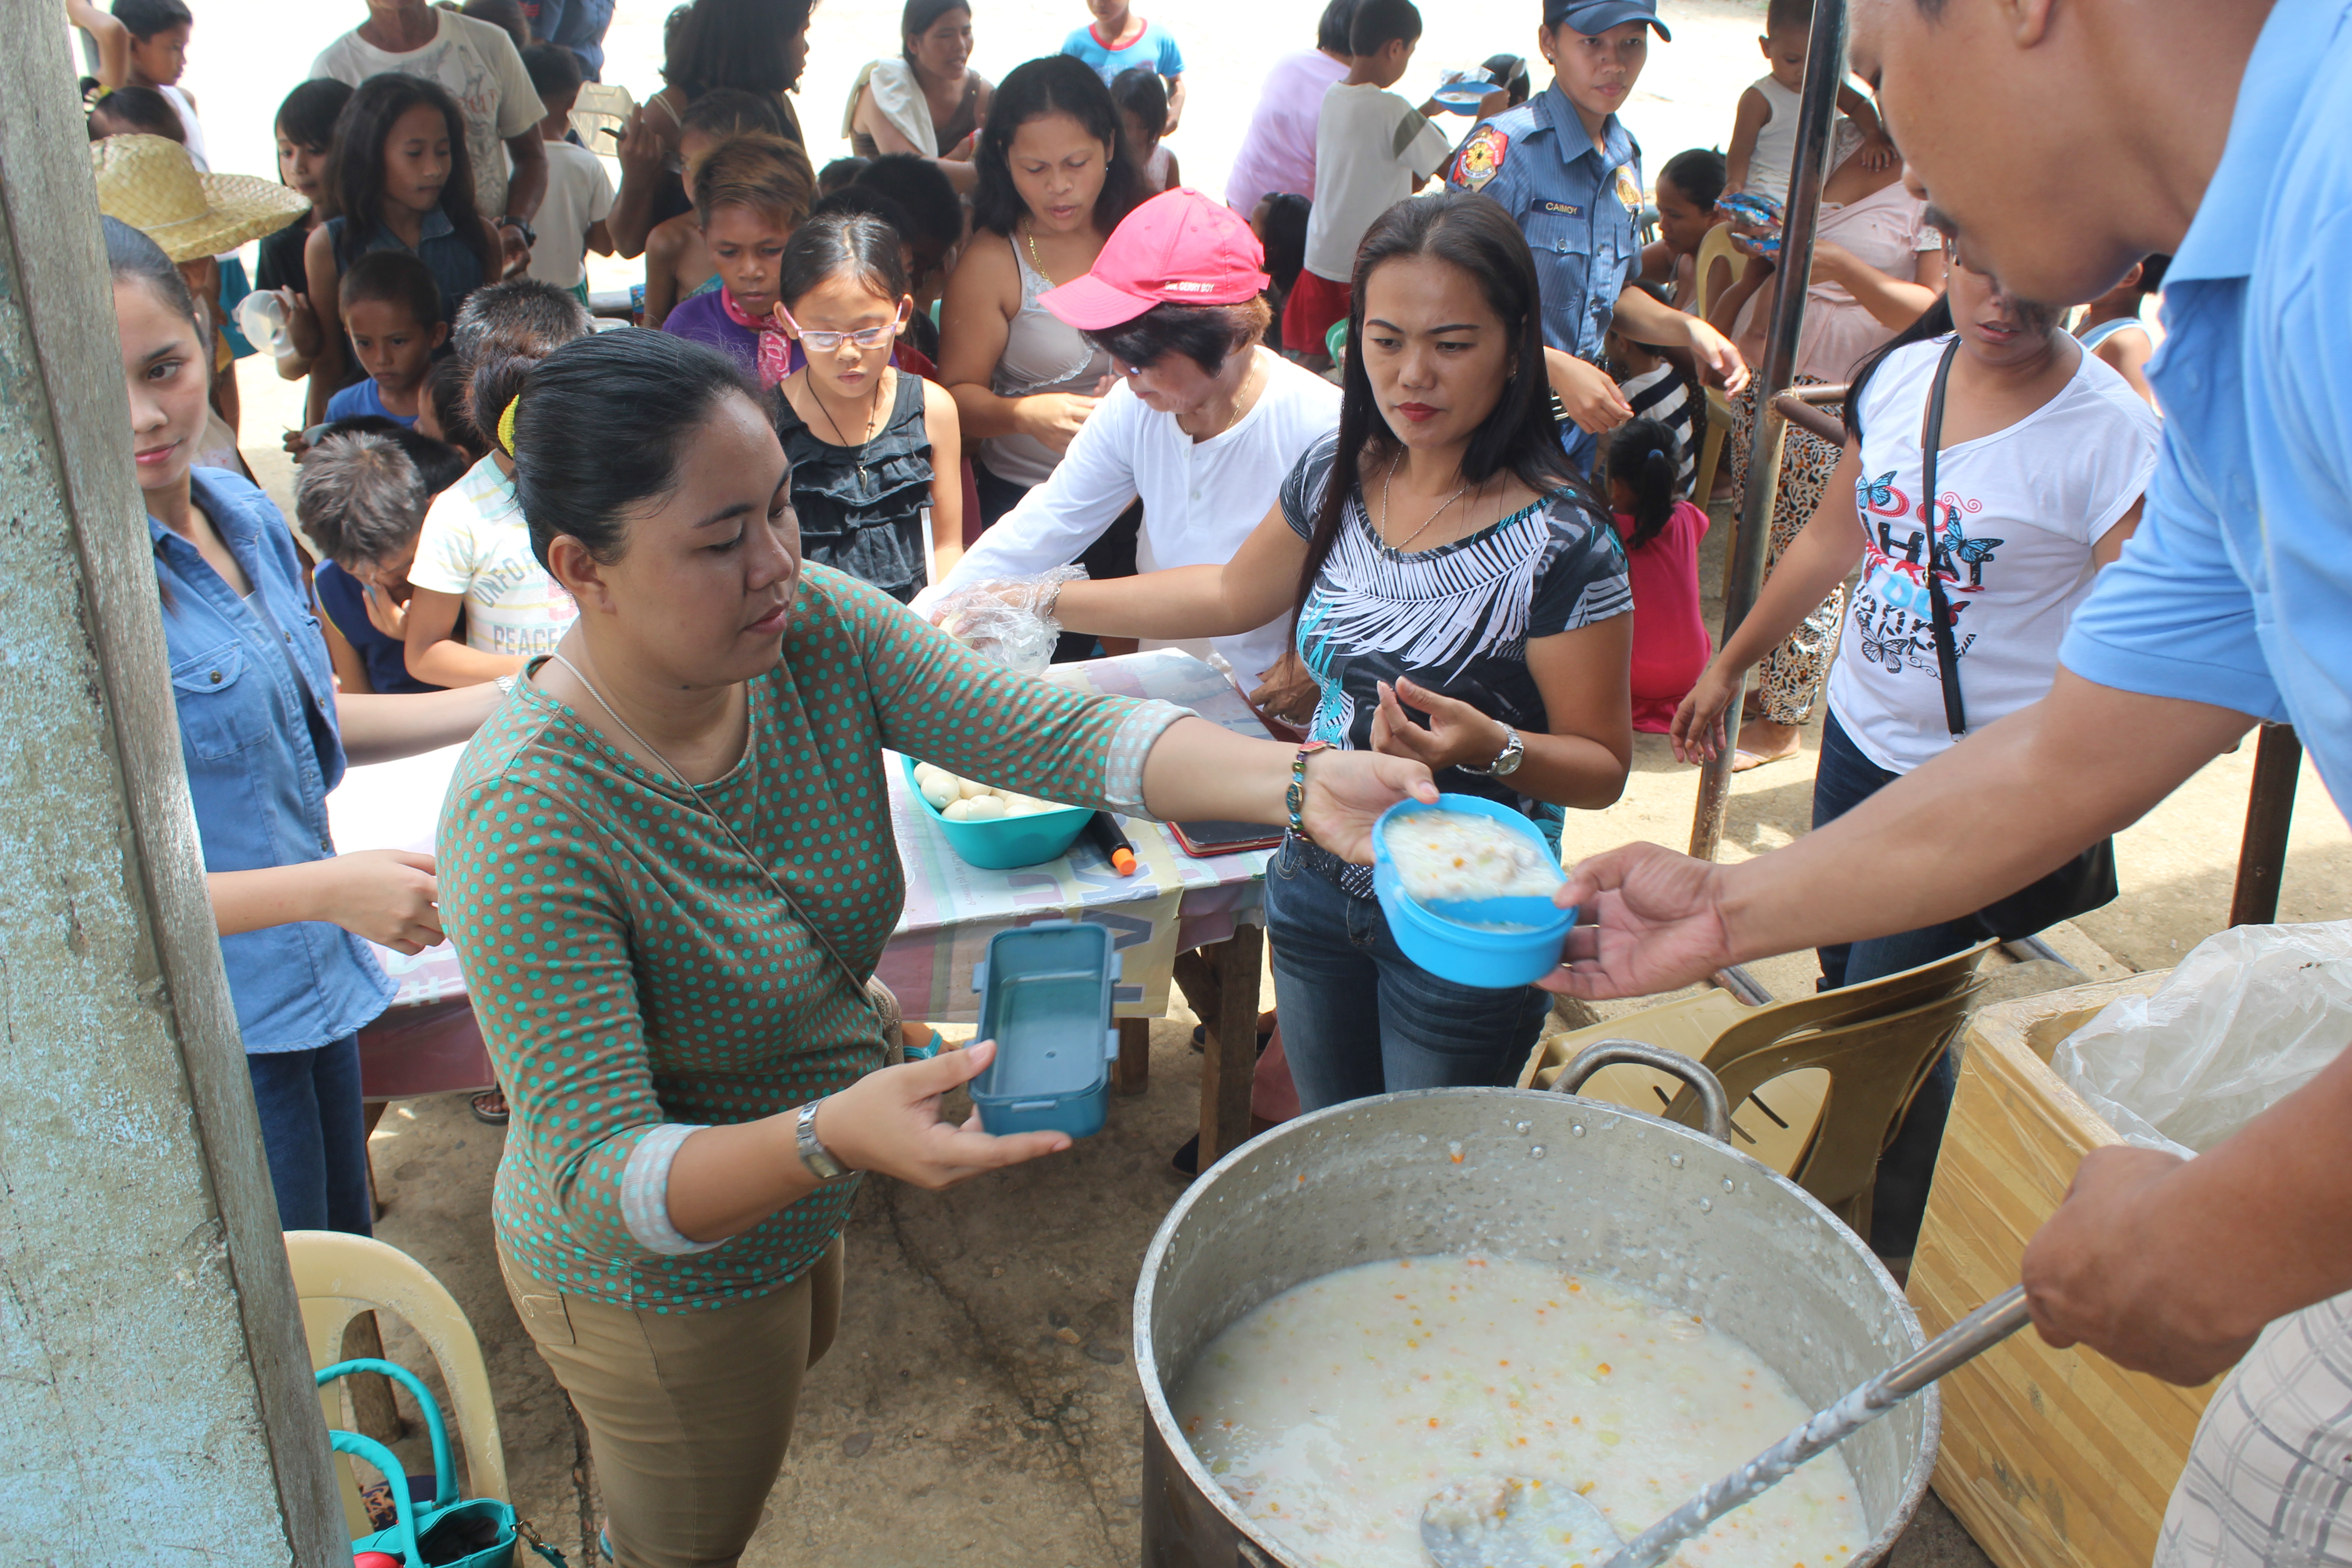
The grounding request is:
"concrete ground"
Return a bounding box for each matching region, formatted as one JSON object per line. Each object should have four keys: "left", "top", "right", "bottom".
{"left": 172, "top": 0, "right": 2351, "bottom": 1559}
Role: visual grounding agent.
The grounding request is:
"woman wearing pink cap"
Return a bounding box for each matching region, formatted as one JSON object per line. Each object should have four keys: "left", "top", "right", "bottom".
{"left": 1039, "top": 192, "right": 1636, "bottom": 1110}
{"left": 920, "top": 187, "right": 1339, "bottom": 688}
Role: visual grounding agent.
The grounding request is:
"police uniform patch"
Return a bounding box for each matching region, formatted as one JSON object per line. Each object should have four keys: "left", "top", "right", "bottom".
{"left": 1539, "top": 200, "right": 1581, "bottom": 216}
{"left": 1452, "top": 126, "right": 1509, "bottom": 192}
{"left": 1613, "top": 169, "right": 1642, "bottom": 213}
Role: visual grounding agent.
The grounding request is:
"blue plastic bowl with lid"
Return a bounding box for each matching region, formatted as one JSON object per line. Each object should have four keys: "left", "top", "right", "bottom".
{"left": 1372, "top": 794, "right": 1576, "bottom": 989}
{"left": 902, "top": 755, "right": 1091, "bottom": 870}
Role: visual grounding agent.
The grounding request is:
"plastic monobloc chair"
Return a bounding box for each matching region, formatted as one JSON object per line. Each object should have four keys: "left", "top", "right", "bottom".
{"left": 286, "top": 1230, "right": 510, "bottom": 1539}
{"left": 1690, "top": 221, "right": 1745, "bottom": 507}
{"left": 1523, "top": 941, "right": 1995, "bottom": 1231}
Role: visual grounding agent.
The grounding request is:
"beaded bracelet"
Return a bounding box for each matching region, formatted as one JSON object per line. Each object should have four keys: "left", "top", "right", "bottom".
{"left": 1285, "top": 740, "right": 1330, "bottom": 838}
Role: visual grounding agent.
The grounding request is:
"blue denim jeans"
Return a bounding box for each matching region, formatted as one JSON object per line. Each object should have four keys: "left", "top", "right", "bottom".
{"left": 1811, "top": 712, "right": 1984, "bottom": 1255}
{"left": 1264, "top": 839, "right": 1554, "bottom": 1112}
{"left": 246, "top": 1035, "right": 373, "bottom": 1235}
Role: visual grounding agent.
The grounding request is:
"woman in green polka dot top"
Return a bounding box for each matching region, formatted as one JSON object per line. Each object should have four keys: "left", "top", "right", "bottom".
{"left": 436, "top": 328, "right": 1434, "bottom": 1564}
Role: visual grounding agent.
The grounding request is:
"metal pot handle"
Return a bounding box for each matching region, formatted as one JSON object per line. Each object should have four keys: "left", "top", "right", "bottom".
{"left": 1553, "top": 1040, "right": 1734, "bottom": 1146}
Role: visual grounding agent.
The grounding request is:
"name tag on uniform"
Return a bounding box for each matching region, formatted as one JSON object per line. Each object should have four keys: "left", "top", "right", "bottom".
{"left": 1539, "top": 200, "right": 1581, "bottom": 216}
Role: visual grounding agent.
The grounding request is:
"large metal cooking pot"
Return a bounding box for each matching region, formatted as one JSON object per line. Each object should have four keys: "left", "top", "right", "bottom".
{"left": 1135, "top": 1046, "right": 1936, "bottom": 1568}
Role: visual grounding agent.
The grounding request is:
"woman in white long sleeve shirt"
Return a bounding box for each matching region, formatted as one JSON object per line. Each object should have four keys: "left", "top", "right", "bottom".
{"left": 917, "top": 190, "right": 1338, "bottom": 686}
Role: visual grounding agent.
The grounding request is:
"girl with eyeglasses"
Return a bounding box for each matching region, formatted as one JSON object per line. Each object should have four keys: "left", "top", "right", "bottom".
{"left": 774, "top": 207, "right": 965, "bottom": 601}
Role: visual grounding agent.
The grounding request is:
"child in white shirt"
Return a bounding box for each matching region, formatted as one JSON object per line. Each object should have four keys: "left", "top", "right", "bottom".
{"left": 1287, "top": 0, "right": 1453, "bottom": 368}
{"left": 402, "top": 280, "right": 592, "bottom": 685}
{"left": 1723, "top": 0, "right": 1891, "bottom": 204}
{"left": 519, "top": 42, "right": 614, "bottom": 295}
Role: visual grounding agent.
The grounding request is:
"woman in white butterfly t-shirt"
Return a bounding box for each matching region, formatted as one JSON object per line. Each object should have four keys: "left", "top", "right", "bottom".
{"left": 1671, "top": 249, "right": 2159, "bottom": 1251}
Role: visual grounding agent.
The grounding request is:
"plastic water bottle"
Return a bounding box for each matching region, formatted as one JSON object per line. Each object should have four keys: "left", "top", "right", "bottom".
{"left": 235, "top": 289, "right": 292, "bottom": 358}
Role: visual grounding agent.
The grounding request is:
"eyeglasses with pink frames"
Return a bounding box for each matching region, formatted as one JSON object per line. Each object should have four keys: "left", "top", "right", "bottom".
{"left": 777, "top": 299, "right": 910, "bottom": 353}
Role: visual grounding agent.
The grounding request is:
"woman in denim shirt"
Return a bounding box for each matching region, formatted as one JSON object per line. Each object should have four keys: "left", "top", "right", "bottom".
{"left": 105, "top": 218, "right": 501, "bottom": 1233}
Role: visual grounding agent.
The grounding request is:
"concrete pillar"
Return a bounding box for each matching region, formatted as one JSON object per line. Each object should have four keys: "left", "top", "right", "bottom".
{"left": 0, "top": 2, "right": 343, "bottom": 1559}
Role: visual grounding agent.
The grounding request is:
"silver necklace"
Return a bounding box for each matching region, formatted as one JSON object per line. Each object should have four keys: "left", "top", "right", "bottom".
{"left": 1379, "top": 453, "right": 1470, "bottom": 553}
{"left": 541, "top": 652, "right": 882, "bottom": 1016}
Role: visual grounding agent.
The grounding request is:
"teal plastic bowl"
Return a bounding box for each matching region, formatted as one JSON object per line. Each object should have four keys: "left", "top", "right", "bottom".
{"left": 1372, "top": 794, "right": 1575, "bottom": 988}
{"left": 902, "top": 755, "right": 1090, "bottom": 870}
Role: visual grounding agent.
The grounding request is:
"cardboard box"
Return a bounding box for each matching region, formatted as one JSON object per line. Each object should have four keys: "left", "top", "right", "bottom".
{"left": 1907, "top": 972, "right": 2222, "bottom": 1568}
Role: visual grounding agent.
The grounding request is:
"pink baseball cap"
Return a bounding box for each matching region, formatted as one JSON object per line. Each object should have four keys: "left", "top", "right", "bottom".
{"left": 1040, "top": 188, "right": 1272, "bottom": 331}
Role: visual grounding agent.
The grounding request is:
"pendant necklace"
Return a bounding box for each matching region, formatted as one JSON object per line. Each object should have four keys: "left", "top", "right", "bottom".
{"left": 811, "top": 367, "right": 890, "bottom": 485}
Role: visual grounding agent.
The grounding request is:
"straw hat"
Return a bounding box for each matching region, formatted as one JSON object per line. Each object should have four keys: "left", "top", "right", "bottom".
{"left": 90, "top": 134, "right": 308, "bottom": 264}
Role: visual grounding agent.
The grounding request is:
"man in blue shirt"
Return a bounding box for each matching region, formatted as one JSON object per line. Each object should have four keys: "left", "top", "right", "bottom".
{"left": 1539, "top": 0, "right": 2352, "bottom": 1556}
{"left": 1448, "top": 0, "right": 1745, "bottom": 455}
{"left": 525, "top": 0, "right": 615, "bottom": 81}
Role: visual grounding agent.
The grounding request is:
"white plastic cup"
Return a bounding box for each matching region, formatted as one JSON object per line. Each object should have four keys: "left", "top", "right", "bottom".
{"left": 235, "top": 289, "right": 292, "bottom": 358}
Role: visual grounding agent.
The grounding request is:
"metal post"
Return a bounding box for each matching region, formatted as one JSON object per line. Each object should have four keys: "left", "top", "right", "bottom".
{"left": 2230, "top": 724, "right": 2301, "bottom": 927}
{"left": 0, "top": 1, "right": 342, "bottom": 1556}
{"left": 1687, "top": 0, "right": 1850, "bottom": 863}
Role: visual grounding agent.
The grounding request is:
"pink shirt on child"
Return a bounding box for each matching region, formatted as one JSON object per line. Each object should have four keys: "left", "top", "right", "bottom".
{"left": 1224, "top": 49, "right": 1349, "bottom": 213}
{"left": 1614, "top": 501, "right": 1714, "bottom": 733}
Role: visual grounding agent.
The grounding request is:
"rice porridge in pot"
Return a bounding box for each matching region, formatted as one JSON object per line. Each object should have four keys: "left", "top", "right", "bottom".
{"left": 1172, "top": 1254, "right": 1867, "bottom": 1568}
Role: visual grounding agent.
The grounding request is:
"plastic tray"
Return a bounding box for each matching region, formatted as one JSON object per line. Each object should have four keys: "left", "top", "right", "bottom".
{"left": 969, "top": 921, "right": 1122, "bottom": 1138}
{"left": 901, "top": 754, "right": 1089, "bottom": 869}
{"left": 1372, "top": 794, "right": 1575, "bottom": 988}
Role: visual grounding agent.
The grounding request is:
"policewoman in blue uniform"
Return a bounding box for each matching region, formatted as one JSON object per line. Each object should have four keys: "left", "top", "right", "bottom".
{"left": 1448, "top": 0, "right": 1746, "bottom": 465}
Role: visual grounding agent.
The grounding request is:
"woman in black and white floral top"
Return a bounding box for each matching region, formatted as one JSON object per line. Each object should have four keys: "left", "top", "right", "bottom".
{"left": 1047, "top": 191, "right": 1634, "bottom": 1109}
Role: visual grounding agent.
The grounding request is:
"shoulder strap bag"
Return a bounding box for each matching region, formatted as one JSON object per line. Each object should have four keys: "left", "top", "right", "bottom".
{"left": 1916, "top": 339, "right": 2118, "bottom": 942}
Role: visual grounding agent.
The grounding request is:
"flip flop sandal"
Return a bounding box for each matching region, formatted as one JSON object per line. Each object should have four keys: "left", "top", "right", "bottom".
{"left": 470, "top": 1088, "right": 510, "bottom": 1125}
{"left": 1732, "top": 746, "right": 1798, "bottom": 773}
{"left": 905, "top": 1029, "right": 946, "bottom": 1061}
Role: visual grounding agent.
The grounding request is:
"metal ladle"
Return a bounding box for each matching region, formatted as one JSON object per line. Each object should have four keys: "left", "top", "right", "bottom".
{"left": 1421, "top": 1045, "right": 2034, "bottom": 1568}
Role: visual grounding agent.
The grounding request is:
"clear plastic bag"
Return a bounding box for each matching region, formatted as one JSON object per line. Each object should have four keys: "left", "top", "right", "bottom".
{"left": 926, "top": 566, "right": 1086, "bottom": 677}
{"left": 2048, "top": 920, "right": 2352, "bottom": 1157}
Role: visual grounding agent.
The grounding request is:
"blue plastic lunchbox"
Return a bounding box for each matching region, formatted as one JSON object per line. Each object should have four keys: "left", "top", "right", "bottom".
{"left": 969, "top": 920, "right": 1122, "bottom": 1138}
{"left": 1372, "top": 794, "right": 1576, "bottom": 989}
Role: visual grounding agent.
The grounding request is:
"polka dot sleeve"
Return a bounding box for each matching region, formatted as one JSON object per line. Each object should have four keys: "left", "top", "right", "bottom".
{"left": 438, "top": 768, "right": 688, "bottom": 1274}
{"left": 844, "top": 570, "right": 1178, "bottom": 805}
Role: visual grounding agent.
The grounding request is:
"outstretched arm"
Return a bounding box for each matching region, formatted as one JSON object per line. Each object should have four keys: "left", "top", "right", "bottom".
{"left": 1671, "top": 441, "right": 1866, "bottom": 761}
{"left": 335, "top": 682, "right": 504, "bottom": 764}
{"left": 1050, "top": 495, "right": 1302, "bottom": 642}
{"left": 1544, "top": 670, "right": 2254, "bottom": 1002}
{"left": 1613, "top": 284, "right": 1749, "bottom": 392}
{"left": 2023, "top": 1050, "right": 2352, "bottom": 1385}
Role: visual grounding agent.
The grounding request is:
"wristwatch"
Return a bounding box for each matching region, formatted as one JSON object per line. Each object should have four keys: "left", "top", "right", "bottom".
{"left": 794, "top": 1099, "right": 848, "bottom": 1181}
{"left": 497, "top": 215, "right": 537, "bottom": 247}
{"left": 1461, "top": 726, "right": 1525, "bottom": 778}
